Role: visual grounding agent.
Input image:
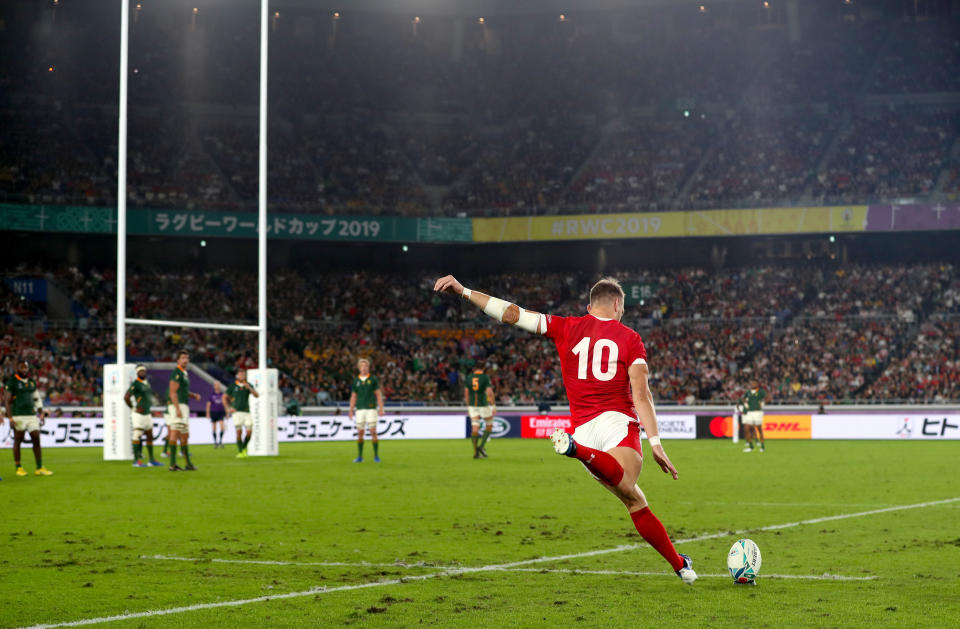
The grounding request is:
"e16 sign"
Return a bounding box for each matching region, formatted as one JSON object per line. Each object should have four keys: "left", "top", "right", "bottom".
{"left": 623, "top": 283, "right": 657, "bottom": 305}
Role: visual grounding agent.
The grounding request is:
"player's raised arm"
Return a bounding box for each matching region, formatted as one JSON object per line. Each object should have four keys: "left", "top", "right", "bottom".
{"left": 433, "top": 275, "right": 545, "bottom": 335}
{"left": 628, "top": 362, "right": 679, "bottom": 480}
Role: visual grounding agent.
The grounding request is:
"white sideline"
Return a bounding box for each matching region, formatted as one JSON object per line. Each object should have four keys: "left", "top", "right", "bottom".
{"left": 21, "top": 496, "right": 959, "bottom": 629}
{"left": 497, "top": 568, "right": 878, "bottom": 581}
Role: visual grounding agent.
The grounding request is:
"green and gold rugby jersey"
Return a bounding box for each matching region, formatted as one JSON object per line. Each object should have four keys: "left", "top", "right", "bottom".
{"left": 465, "top": 371, "right": 492, "bottom": 407}
{"left": 6, "top": 374, "right": 39, "bottom": 416}
{"left": 741, "top": 388, "right": 766, "bottom": 412}
{"left": 351, "top": 375, "right": 380, "bottom": 409}
{"left": 168, "top": 367, "right": 190, "bottom": 405}
{"left": 226, "top": 381, "right": 252, "bottom": 412}
{"left": 127, "top": 378, "right": 154, "bottom": 414}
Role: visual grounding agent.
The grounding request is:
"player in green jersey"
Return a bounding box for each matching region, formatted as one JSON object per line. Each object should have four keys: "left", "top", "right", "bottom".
{"left": 4, "top": 360, "right": 53, "bottom": 476}
{"left": 465, "top": 366, "right": 496, "bottom": 459}
{"left": 738, "top": 380, "right": 767, "bottom": 452}
{"left": 349, "top": 358, "right": 384, "bottom": 463}
{"left": 124, "top": 364, "right": 162, "bottom": 467}
{"left": 224, "top": 369, "right": 259, "bottom": 458}
{"left": 166, "top": 350, "right": 202, "bottom": 471}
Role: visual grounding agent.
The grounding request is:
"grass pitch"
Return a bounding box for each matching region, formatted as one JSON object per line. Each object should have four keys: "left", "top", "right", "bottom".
{"left": 1, "top": 438, "right": 958, "bottom": 628}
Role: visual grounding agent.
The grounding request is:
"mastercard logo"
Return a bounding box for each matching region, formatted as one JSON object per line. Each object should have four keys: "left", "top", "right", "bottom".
{"left": 710, "top": 416, "right": 733, "bottom": 438}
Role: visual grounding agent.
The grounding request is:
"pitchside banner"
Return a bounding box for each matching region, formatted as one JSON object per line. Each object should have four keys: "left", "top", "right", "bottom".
{"left": 697, "top": 414, "right": 812, "bottom": 439}
{"left": 461, "top": 415, "right": 523, "bottom": 439}
{"left": 0, "top": 415, "right": 469, "bottom": 449}
{"left": 519, "top": 414, "right": 696, "bottom": 439}
{"left": 811, "top": 414, "right": 960, "bottom": 440}
{"left": 277, "top": 414, "right": 465, "bottom": 441}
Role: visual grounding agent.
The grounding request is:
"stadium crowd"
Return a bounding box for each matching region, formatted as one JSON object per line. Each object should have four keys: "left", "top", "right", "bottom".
{"left": 2, "top": 7, "right": 959, "bottom": 216}
{"left": 2, "top": 263, "right": 957, "bottom": 408}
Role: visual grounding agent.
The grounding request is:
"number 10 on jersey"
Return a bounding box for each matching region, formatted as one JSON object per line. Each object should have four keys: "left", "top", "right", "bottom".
{"left": 571, "top": 337, "right": 619, "bottom": 381}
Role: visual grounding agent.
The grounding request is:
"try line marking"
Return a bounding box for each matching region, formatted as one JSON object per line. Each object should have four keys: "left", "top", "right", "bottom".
{"left": 20, "top": 496, "right": 959, "bottom": 629}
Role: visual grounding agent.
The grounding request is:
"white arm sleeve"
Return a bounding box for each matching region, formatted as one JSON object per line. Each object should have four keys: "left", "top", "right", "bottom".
{"left": 516, "top": 309, "right": 545, "bottom": 334}
{"left": 478, "top": 294, "right": 546, "bottom": 334}
{"left": 483, "top": 296, "right": 511, "bottom": 320}
{"left": 33, "top": 390, "right": 44, "bottom": 412}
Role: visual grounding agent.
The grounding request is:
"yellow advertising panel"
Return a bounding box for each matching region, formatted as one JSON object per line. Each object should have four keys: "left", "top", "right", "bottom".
{"left": 684, "top": 206, "right": 868, "bottom": 237}
{"left": 471, "top": 206, "right": 868, "bottom": 242}
{"left": 471, "top": 213, "right": 685, "bottom": 242}
{"left": 761, "top": 414, "right": 812, "bottom": 440}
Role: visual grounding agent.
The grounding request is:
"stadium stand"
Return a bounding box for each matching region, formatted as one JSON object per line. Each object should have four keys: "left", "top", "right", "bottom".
{"left": 2, "top": 263, "right": 957, "bottom": 407}
{"left": 2, "top": 9, "right": 959, "bottom": 215}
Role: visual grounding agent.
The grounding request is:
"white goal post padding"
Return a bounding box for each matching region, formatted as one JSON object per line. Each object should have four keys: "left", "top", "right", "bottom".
{"left": 247, "top": 368, "right": 279, "bottom": 456}
{"left": 103, "top": 363, "right": 135, "bottom": 460}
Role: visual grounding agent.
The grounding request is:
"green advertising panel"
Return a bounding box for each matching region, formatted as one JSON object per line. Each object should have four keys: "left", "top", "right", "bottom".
{"left": 623, "top": 283, "right": 657, "bottom": 305}
{"left": 0, "top": 204, "right": 473, "bottom": 243}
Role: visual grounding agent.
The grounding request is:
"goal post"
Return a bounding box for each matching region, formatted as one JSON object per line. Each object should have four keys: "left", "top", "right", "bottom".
{"left": 105, "top": 0, "right": 274, "bottom": 461}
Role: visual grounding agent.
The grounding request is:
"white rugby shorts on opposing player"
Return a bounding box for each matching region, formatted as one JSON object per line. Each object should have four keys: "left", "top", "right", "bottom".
{"left": 468, "top": 405, "right": 493, "bottom": 423}
{"left": 354, "top": 409, "right": 379, "bottom": 429}
{"left": 12, "top": 415, "right": 40, "bottom": 433}
{"left": 233, "top": 411, "right": 252, "bottom": 429}
{"left": 131, "top": 412, "right": 152, "bottom": 438}
{"left": 743, "top": 410, "right": 764, "bottom": 426}
{"left": 166, "top": 403, "right": 190, "bottom": 432}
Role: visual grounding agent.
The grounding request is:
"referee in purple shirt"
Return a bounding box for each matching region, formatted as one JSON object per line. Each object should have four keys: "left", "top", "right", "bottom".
{"left": 206, "top": 382, "right": 226, "bottom": 448}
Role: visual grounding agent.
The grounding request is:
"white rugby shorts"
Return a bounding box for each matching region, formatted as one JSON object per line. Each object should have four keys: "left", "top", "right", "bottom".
{"left": 233, "top": 411, "right": 253, "bottom": 429}
{"left": 743, "top": 410, "right": 764, "bottom": 426}
{"left": 166, "top": 403, "right": 190, "bottom": 433}
{"left": 572, "top": 411, "right": 641, "bottom": 454}
{"left": 131, "top": 412, "right": 153, "bottom": 437}
{"left": 354, "top": 409, "right": 379, "bottom": 429}
{"left": 12, "top": 415, "right": 40, "bottom": 433}
{"left": 468, "top": 405, "right": 493, "bottom": 422}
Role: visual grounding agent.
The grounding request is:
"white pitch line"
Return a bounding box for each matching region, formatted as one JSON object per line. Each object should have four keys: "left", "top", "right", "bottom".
{"left": 141, "top": 554, "right": 456, "bottom": 569}
{"left": 21, "top": 496, "right": 958, "bottom": 629}
{"left": 679, "top": 501, "right": 895, "bottom": 508}
{"left": 143, "top": 556, "right": 879, "bottom": 581}
{"left": 498, "top": 568, "right": 877, "bottom": 581}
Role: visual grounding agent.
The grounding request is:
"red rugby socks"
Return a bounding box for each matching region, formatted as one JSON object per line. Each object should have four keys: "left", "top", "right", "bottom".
{"left": 572, "top": 442, "right": 625, "bottom": 487}
{"left": 631, "top": 507, "right": 684, "bottom": 571}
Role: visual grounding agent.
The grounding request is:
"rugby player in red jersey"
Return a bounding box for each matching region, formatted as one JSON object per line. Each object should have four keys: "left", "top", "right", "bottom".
{"left": 433, "top": 275, "right": 696, "bottom": 584}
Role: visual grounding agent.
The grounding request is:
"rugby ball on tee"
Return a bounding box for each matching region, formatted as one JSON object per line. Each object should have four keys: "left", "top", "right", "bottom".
{"left": 727, "top": 538, "right": 762, "bottom": 584}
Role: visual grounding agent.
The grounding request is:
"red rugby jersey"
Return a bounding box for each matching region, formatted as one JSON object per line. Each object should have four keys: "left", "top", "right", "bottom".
{"left": 544, "top": 313, "right": 647, "bottom": 428}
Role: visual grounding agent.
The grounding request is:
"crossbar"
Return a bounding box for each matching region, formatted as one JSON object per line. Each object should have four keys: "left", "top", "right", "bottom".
{"left": 126, "top": 318, "right": 261, "bottom": 332}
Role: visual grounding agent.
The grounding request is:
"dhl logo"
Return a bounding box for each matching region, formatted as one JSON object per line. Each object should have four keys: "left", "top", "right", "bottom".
{"left": 709, "top": 415, "right": 811, "bottom": 439}
{"left": 764, "top": 422, "right": 805, "bottom": 431}
{"left": 762, "top": 415, "right": 812, "bottom": 439}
